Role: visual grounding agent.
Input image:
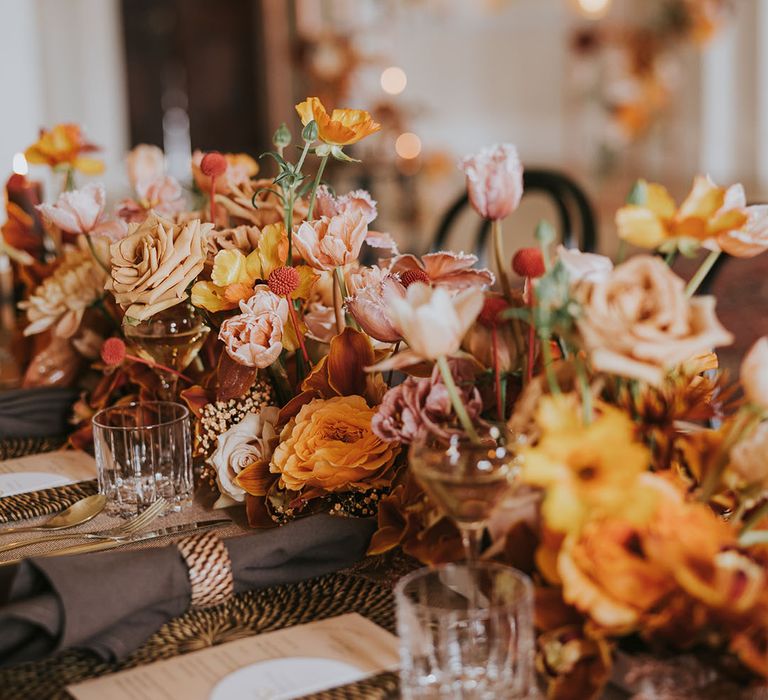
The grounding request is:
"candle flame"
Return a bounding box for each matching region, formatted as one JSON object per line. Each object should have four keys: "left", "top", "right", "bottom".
{"left": 12, "top": 153, "right": 28, "bottom": 176}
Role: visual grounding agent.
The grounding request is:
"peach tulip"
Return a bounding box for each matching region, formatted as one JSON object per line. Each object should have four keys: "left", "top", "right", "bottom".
{"left": 346, "top": 266, "right": 404, "bottom": 343}
{"left": 741, "top": 337, "right": 768, "bottom": 410}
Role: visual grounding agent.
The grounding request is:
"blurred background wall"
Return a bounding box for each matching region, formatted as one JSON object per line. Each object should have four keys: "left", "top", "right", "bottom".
{"left": 1, "top": 0, "right": 765, "bottom": 251}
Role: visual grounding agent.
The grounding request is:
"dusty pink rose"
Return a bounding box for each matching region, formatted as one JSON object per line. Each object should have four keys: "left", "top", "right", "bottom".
{"left": 218, "top": 285, "right": 288, "bottom": 368}
{"left": 346, "top": 266, "right": 404, "bottom": 343}
{"left": 38, "top": 183, "right": 112, "bottom": 235}
{"left": 459, "top": 143, "right": 524, "bottom": 221}
{"left": 372, "top": 359, "right": 483, "bottom": 444}
{"left": 126, "top": 144, "right": 165, "bottom": 194}
{"left": 556, "top": 245, "right": 614, "bottom": 285}
{"left": 293, "top": 211, "right": 368, "bottom": 270}
{"left": 390, "top": 251, "right": 494, "bottom": 291}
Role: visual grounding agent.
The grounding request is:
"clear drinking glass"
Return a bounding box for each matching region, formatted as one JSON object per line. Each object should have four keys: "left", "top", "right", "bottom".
{"left": 92, "top": 401, "right": 193, "bottom": 517}
{"left": 409, "top": 426, "right": 520, "bottom": 564}
{"left": 396, "top": 563, "right": 536, "bottom": 700}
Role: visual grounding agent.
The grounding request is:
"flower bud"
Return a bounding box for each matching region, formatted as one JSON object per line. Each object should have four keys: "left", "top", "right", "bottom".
{"left": 200, "top": 151, "right": 227, "bottom": 178}
{"left": 302, "top": 120, "right": 319, "bottom": 142}
{"left": 101, "top": 337, "right": 127, "bottom": 366}
{"left": 272, "top": 123, "right": 292, "bottom": 150}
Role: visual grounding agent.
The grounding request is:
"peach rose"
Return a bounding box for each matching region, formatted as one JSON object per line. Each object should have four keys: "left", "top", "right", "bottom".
{"left": 270, "top": 395, "right": 399, "bottom": 493}
{"left": 218, "top": 286, "right": 288, "bottom": 368}
{"left": 576, "top": 256, "right": 733, "bottom": 386}
{"left": 741, "top": 337, "right": 768, "bottom": 410}
{"left": 205, "top": 225, "right": 261, "bottom": 261}
{"left": 292, "top": 211, "right": 367, "bottom": 271}
{"left": 107, "top": 214, "right": 211, "bottom": 321}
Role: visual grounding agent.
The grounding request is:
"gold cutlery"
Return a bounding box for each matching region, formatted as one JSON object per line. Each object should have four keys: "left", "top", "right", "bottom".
{"left": 0, "top": 494, "right": 106, "bottom": 536}
{"left": 29, "top": 519, "right": 232, "bottom": 559}
{"left": 0, "top": 497, "right": 167, "bottom": 554}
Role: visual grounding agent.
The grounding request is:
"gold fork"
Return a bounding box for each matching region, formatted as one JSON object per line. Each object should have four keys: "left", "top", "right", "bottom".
{"left": 0, "top": 498, "right": 168, "bottom": 554}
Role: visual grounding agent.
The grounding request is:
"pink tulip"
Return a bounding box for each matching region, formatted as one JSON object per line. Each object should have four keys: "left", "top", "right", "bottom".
{"left": 459, "top": 143, "right": 524, "bottom": 221}
{"left": 38, "top": 183, "right": 107, "bottom": 235}
{"left": 293, "top": 211, "right": 368, "bottom": 271}
{"left": 346, "top": 266, "right": 405, "bottom": 343}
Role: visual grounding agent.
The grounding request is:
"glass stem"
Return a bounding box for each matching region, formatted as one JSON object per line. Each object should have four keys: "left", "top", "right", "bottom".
{"left": 491, "top": 218, "right": 512, "bottom": 299}
{"left": 460, "top": 526, "right": 483, "bottom": 564}
{"left": 436, "top": 355, "right": 480, "bottom": 444}
{"left": 685, "top": 249, "right": 721, "bottom": 297}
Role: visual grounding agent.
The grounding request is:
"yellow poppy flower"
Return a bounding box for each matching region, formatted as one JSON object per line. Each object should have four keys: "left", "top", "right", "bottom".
{"left": 521, "top": 395, "right": 654, "bottom": 534}
{"left": 24, "top": 123, "right": 104, "bottom": 174}
{"left": 616, "top": 176, "right": 747, "bottom": 251}
{"left": 295, "top": 97, "right": 381, "bottom": 147}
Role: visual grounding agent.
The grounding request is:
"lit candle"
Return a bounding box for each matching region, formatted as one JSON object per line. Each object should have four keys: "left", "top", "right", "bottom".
{"left": 4, "top": 153, "right": 48, "bottom": 260}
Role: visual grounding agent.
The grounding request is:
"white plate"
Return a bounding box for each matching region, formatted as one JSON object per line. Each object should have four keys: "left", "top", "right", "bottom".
{"left": 209, "top": 657, "right": 364, "bottom": 700}
{"left": 0, "top": 472, "right": 72, "bottom": 497}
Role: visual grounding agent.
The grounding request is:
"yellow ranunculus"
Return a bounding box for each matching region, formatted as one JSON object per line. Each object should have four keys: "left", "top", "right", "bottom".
{"left": 616, "top": 176, "right": 747, "bottom": 251}
{"left": 25, "top": 123, "right": 104, "bottom": 174}
{"left": 521, "top": 395, "right": 655, "bottom": 534}
{"left": 211, "top": 249, "right": 251, "bottom": 287}
{"left": 296, "top": 97, "right": 381, "bottom": 147}
{"left": 270, "top": 395, "right": 399, "bottom": 494}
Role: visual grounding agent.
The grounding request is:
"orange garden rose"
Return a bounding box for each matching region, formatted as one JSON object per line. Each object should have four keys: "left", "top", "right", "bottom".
{"left": 270, "top": 395, "right": 399, "bottom": 494}
{"left": 295, "top": 97, "right": 381, "bottom": 147}
{"left": 25, "top": 123, "right": 104, "bottom": 174}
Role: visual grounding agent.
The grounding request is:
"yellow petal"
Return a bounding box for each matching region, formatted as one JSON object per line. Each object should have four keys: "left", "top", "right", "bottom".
{"left": 295, "top": 97, "right": 325, "bottom": 126}
{"left": 191, "top": 281, "right": 236, "bottom": 312}
{"left": 292, "top": 265, "right": 318, "bottom": 300}
{"left": 258, "top": 222, "right": 288, "bottom": 279}
{"left": 73, "top": 156, "right": 105, "bottom": 175}
{"left": 678, "top": 175, "right": 725, "bottom": 221}
{"left": 645, "top": 182, "right": 676, "bottom": 219}
{"left": 707, "top": 208, "right": 748, "bottom": 236}
{"left": 212, "top": 249, "right": 250, "bottom": 287}
{"left": 245, "top": 249, "right": 263, "bottom": 280}
{"left": 615, "top": 206, "right": 667, "bottom": 249}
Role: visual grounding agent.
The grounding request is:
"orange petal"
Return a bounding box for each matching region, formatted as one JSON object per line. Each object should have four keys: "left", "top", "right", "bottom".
{"left": 615, "top": 206, "right": 667, "bottom": 249}
{"left": 327, "top": 327, "right": 375, "bottom": 397}
{"left": 678, "top": 175, "right": 725, "bottom": 220}
{"left": 234, "top": 460, "right": 275, "bottom": 496}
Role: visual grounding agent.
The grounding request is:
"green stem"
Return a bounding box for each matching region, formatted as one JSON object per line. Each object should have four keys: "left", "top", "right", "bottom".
{"left": 437, "top": 355, "right": 480, "bottom": 444}
{"left": 86, "top": 235, "right": 111, "bottom": 275}
{"left": 92, "top": 295, "right": 118, "bottom": 329}
{"left": 664, "top": 250, "right": 677, "bottom": 267}
{"left": 685, "top": 249, "right": 721, "bottom": 297}
{"left": 334, "top": 266, "right": 359, "bottom": 330}
{"left": 63, "top": 166, "right": 75, "bottom": 193}
{"left": 575, "top": 355, "right": 592, "bottom": 425}
{"left": 539, "top": 332, "right": 561, "bottom": 396}
{"left": 285, "top": 192, "right": 294, "bottom": 265}
{"left": 616, "top": 239, "right": 627, "bottom": 264}
{"left": 491, "top": 219, "right": 512, "bottom": 300}
{"left": 306, "top": 154, "right": 329, "bottom": 220}
{"left": 295, "top": 140, "right": 312, "bottom": 175}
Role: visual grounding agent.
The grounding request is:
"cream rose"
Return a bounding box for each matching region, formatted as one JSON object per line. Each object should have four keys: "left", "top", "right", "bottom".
{"left": 209, "top": 408, "right": 280, "bottom": 508}
{"left": 576, "top": 256, "right": 733, "bottom": 386}
{"left": 107, "top": 214, "right": 211, "bottom": 321}
{"left": 729, "top": 422, "right": 768, "bottom": 488}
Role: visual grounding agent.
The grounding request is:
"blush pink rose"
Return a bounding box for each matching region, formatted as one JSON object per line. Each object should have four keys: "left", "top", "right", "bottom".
{"left": 314, "top": 186, "right": 378, "bottom": 224}
{"left": 293, "top": 211, "right": 368, "bottom": 270}
{"left": 38, "top": 183, "right": 107, "bottom": 235}
{"left": 459, "top": 143, "right": 524, "bottom": 221}
{"left": 345, "top": 266, "right": 404, "bottom": 343}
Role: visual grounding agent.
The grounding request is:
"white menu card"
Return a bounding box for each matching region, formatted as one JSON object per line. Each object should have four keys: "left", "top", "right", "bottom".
{"left": 0, "top": 450, "right": 97, "bottom": 497}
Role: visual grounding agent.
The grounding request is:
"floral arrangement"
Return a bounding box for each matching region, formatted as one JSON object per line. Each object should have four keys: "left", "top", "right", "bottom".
{"left": 5, "top": 101, "right": 768, "bottom": 697}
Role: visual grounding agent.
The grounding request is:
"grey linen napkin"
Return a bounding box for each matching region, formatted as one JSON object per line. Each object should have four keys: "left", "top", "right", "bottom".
{"left": 0, "top": 514, "right": 375, "bottom": 666}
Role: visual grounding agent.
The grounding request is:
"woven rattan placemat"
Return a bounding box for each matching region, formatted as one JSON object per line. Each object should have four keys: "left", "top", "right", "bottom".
{"left": 0, "top": 436, "right": 99, "bottom": 525}
{"left": 0, "top": 436, "right": 402, "bottom": 700}
{"left": 0, "top": 570, "right": 399, "bottom": 700}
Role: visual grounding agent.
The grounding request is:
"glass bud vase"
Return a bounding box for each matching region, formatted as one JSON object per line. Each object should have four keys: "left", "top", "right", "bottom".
{"left": 122, "top": 302, "right": 209, "bottom": 400}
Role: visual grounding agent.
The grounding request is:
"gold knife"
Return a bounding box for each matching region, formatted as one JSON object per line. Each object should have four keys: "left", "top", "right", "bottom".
{"left": 0, "top": 519, "right": 231, "bottom": 566}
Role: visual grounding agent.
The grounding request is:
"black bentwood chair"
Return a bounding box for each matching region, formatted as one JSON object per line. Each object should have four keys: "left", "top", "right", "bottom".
{"left": 431, "top": 168, "right": 598, "bottom": 255}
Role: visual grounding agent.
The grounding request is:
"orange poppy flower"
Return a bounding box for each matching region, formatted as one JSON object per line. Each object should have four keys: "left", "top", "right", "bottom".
{"left": 24, "top": 123, "right": 104, "bottom": 174}
{"left": 295, "top": 97, "right": 381, "bottom": 147}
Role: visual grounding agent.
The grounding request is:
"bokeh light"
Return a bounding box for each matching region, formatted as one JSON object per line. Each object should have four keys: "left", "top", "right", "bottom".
{"left": 395, "top": 132, "right": 422, "bottom": 159}
{"left": 574, "top": 0, "right": 612, "bottom": 19}
{"left": 380, "top": 66, "right": 408, "bottom": 95}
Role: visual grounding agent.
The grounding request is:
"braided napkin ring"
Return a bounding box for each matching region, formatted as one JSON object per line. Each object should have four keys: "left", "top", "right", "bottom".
{"left": 177, "top": 530, "right": 234, "bottom": 609}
